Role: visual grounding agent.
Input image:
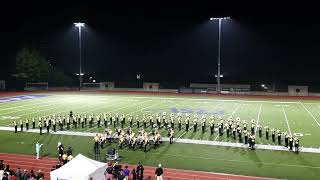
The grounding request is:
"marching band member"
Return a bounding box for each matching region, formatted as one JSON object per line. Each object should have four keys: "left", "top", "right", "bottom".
{"left": 294, "top": 137, "right": 299, "bottom": 153}
{"left": 25, "top": 118, "right": 29, "bottom": 130}
{"left": 185, "top": 114, "right": 190, "bottom": 131}
{"left": 108, "top": 112, "right": 112, "bottom": 125}
{"left": 277, "top": 129, "right": 282, "bottom": 145}
{"left": 265, "top": 126, "right": 269, "bottom": 140}
{"left": 113, "top": 116, "right": 116, "bottom": 128}
{"left": 168, "top": 128, "right": 174, "bottom": 144}
{"left": 38, "top": 121, "right": 42, "bottom": 135}
{"left": 210, "top": 116, "right": 215, "bottom": 135}
{"left": 271, "top": 128, "right": 275, "bottom": 143}
{"left": 59, "top": 117, "right": 63, "bottom": 131}
{"left": 20, "top": 119, "right": 23, "bottom": 132}
{"left": 156, "top": 114, "right": 161, "bottom": 128}
{"left": 81, "top": 117, "right": 84, "bottom": 128}
{"left": 52, "top": 119, "right": 56, "bottom": 132}
{"left": 121, "top": 114, "right": 126, "bottom": 128}
{"left": 193, "top": 115, "right": 198, "bottom": 132}
{"left": 104, "top": 113, "right": 108, "bottom": 128}
{"left": 201, "top": 115, "right": 206, "bottom": 134}
{"left": 251, "top": 122, "right": 255, "bottom": 134}
{"left": 143, "top": 114, "right": 147, "bottom": 129}
{"left": 136, "top": 115, "right": 140, "bottom": 128}
{"left": 129, "top": 115, "right": 133, "bottom": 128}
{"left": 284, "top": 132, "right": 289, "bottom": 147}
{"left": 116, "top": 113, "right": 119, "bottom": 125}
{"left": 258, "top": 125, "right": 262, "bottom": 138}
{"left": 177, "top": 115, "right": 182, "bottom": 131}
{"left": 84, "top": 114, "right": 87, "bottom": 124}
{"left": 14, "top": 120, "right": 17, "bottom": 133}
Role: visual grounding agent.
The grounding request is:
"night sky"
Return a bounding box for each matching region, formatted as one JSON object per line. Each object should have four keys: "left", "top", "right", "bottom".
{"left": 1, "top": 2, "right": 319, "bottom": 88}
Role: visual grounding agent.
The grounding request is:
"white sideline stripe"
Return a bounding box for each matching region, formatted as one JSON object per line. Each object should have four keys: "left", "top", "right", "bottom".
{"left": 214, "top": 103, "right": 242, "bottom": 141}
{"left": 255, "top": 104, "right": 262, "bottom": 134}
{"left": 300, "top": 101, "right": 320, "bottom": 128}
{"left": 281, "top": 103, "right": 292, "bottom": 135}
{"left": 1, "top": 126, "right": 320, "bottom": 155}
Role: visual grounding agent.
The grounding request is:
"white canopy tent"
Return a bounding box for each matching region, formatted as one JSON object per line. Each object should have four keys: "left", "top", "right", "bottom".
{"left": 50, "top": 154, "right": 106, "bottom": 180}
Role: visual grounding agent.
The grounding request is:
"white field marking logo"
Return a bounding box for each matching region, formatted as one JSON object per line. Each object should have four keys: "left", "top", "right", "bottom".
{"left": 0, "top": 116, "right": 20, "bottom": 120}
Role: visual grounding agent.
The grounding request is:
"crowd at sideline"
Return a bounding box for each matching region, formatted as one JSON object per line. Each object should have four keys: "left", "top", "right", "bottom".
{"left": 104, "top": 161, "right": 164, "bottom": 180}
{"left": 0, "top": 160, "right": 44, "bottom": 180}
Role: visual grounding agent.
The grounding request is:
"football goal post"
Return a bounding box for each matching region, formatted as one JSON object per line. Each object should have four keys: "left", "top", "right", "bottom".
{"left": 82, "top": 82, "right": 114, "bottom": 90}
{"left": 25, "top": 82, "right": 49, "bottom": 91}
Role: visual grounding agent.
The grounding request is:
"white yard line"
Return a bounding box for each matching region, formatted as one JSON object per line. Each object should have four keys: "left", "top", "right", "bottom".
{"left": 0, "top": 99, "right": 62, "bottom": 115}
{"left": 0, "top": 98, "right": 53, "bottom": 110}
{"left": 255, "top": 104, "right": 263, "bottom": 134}
{"left": 4, "top": 100, "right": 109, "bottom": 127}
{"left": 299, "top": 101, "right": 320, "bottom": 128}
{"left": 177, "top": 131, "right": 187, "bottom": 139}
{"left": 0, "top": 95, "right": 50, "bottom": 106}
{"left": 281, "top": 103, "right": 292, "bottom": 135}
{"left": 214, "top": 103, "right": 242, "bottom": 141}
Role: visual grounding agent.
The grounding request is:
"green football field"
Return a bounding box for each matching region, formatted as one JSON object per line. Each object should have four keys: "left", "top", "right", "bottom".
{"left": 1, "top": 92, "right": 320, "bottom": 180}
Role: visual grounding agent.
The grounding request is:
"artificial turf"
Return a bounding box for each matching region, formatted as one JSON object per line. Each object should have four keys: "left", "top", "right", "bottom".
{"left": 1, "top": 92, "right": 320, "bottom": 179}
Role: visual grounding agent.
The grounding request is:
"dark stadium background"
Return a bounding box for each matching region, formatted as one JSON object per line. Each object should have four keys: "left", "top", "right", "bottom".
{"left": 1, "top": 2, "right": 319, "bottom": 90}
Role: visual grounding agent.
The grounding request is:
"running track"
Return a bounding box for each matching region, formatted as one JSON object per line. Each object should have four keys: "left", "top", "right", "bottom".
{"left": 0, "top": 153, "right": 280, "bottom": 180}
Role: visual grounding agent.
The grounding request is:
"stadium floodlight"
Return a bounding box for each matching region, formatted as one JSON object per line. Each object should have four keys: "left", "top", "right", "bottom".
{"left": 74, "top": 22, "right": 85, "bottom": 89}
{"left": 214, "top": 75, "right": 224, "bottom": 78}
{"left": 210, "top": 17, "right": 231, "bottom": 93}
{"left": 74, "top": 22, "right": 85, "bottom": 27}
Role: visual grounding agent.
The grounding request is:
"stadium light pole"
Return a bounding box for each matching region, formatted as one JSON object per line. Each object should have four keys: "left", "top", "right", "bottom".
{"left": 74, "top": 22, "right": 85, "bottom": 88}
{"left": 210, "top": 17, "right": 230, "bottom": 93}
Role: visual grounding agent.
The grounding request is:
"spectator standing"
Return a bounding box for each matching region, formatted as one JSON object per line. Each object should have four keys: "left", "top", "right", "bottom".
{"left": 131, "top": 168, "right": 137, "bottom": 180}
{"left": 0, "top": 160, "right": 4, "bottom": 170}
{"left": 117, "top": 171, "right": 125, "bottom": 180}
{"left": 155, "top": 164, "right": 164, "bottom": 180}
{"left": 2, "top": 172, "right": 9, "bottom": 180}
{"left": 0, "top": 169, "right": 4, "bottom": 180}
{"left": 29, "top": 174, "right": 36, "bottom": 180}
{"left": 35, "top": 142, "right": 43, "bottom": 160}
{"left": 21, "top": 169, "right": 30, "bottom": 180}
{"left": 104, "top": 165, "right": 114, "bottom": 180}
{"left": 36, "top": 170, "right": 44, "bottom": 180}
{"left": 123, "top": 165, "right": 130, "bottom": 180}
{"left": 15, "top": 168, "right": 22, "bottom": 180}
{"left": 136, "top": 162, "right": 144, "bottom": 180}
{"left": 9, "top": 170, "right": 16, "bottom": 180}
{"left": 62, "top": 152, "right": 68, "bottom": 164}
{"left": 67, "top": 147, "right": 72, "bottom": 156}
